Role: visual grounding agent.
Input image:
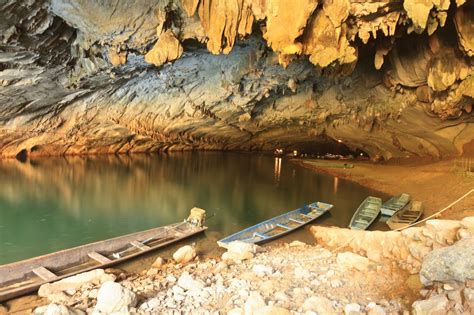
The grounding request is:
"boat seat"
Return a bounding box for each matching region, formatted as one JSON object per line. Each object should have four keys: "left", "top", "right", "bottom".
{"left": 32, "top": 266, "right": 58, "bottom": 281}
{"left": 130, "top": 241, "right": 151, "bottom": 251}
{"left": 88, "top": 251, "right": 112, "bottom": 264}
{"left": 300, "top": 213, "right": 312, "bottom": 219}
{"left": 289, "top": 218, "right": 305, "bottom": 224}
{"left": 276, "top": 223, "right": 290, "bottom": 230}
{"left": 354, "top": 219, "right": 369, "bottom": 225}
{"left": 253, "top": 232, "right": 267, "bottom": 239}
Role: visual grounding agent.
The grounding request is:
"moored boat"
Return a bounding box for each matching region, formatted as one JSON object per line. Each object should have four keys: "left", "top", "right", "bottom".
{"left": 217, "top": 202, "right": 333, "bottom": 246}
{"left": 0, "top": 208, "right": 207, "bottom": 302}
{"left": 349, "top": 196, "right": 382, "bottom": 230}
{"left": 381, "top": 193, "right": 411, "bottom": 216}
{"left": 386, "top": 201, "right": 424, "bottom": 230}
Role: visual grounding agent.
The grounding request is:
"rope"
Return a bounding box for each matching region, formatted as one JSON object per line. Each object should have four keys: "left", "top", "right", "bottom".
{"left": 330, "top": 189, "right": 474, "bottom": 252}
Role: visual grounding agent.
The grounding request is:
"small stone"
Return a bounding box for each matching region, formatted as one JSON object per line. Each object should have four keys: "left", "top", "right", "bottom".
{"left": 177, "top": 272, "right": 204, "bottom": 291}
{"left": 173, "top": 245, "right": 196, "bottom": 264}
{"left": 331, "top": 279, "right": 343, "bottom": 288}
{"left": 302, "top": 296, "right": 334, "bottom": 313}
{"left": 253, "top": 305, "right": 291, "bottom": 315}
{"left": 244, "top": 292, "right": 266, "bottom": 315}
{"left": 344, "top": 303, "right": 361, "bottom": 314}
{"left": 367, "top": 303, "right": 386, "bottom": 315}
{"left": 252, "top": 264, "right": 273, "bottom": 276}
{"left": 151, "top": 257, "right": 164, "bottom": 268}
{"left": 274, "top": 291, "right": 289, "bottom": 302}
{"left": 146, "top": 268, "right": 158, "bottom": 276}
{"left": 166, "top": 275, "right": 177, "bottom": 283}
{"left": 412, "top": 294, "right": 449, "bottom": 315}
{"left": 94, "top": 281, "right": 137, "bottom": 313}
{"left": 289, "top": 240, "right": 306, "bottom": 247}
{"left": 227, "top": 308, "right": 243, "bottom": 315}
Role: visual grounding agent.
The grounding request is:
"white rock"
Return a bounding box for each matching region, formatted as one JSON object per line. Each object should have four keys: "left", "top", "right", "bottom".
{"left": 42, "top": 304, "right": 84, "bottom": 315}
{"left": 294, "top": 267, "right": 311, "bottom": 279}
{"left": 166, "top": 275, "right": 177, "bottom": 283}
{"left": 94, "top": 281, "right": 137, "bottom": 313}
{"left": 177, "top": 272, "right": 204, "bottom": 291}
{"left": 139, "top": 298, "right": 160, "bottom": 311}
{"left": 367, "top": 303, "right": 386, "bottom": 315}
{"left": 412, "top": 295, "right": 449, "bottom": 315}
{"left": 344, "top": 303, "right": 361, "bottom": 314}
{"left": 244, "top": 292, "right": 266, "bottom": 315}
{"left": 172, "top": 245, "right": 196, "bottom": 264}
{"left": 252, "top": 264, "right": 273, "bottom": 277}
{"left": 274, "top": 291, "right": 289, "bottom": 302}
{"left": 38, "top": 269, "right": 115, "bottom": 299}
{"left": 337, "top": 252, "right": 370, "bottom": 271}
{"left": 221, "top": 241, "right": 261, "bottom": 263}
{"left": 289, "top": 240, "right": 306, "bottom": 247}
{"left": 302, "top": 296, "right": 334, "bottom": 313}
{"left": 331, "top": 279, "right": 343, "bottom": 288}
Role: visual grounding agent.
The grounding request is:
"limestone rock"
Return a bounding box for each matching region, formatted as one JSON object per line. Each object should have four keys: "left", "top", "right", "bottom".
{"left": 173, "top": 245, "right": 197, "bottom": 264}
{"left": 94, "top": 281, "right": 137, "bottom": 313}
{"left": 244, "top": 291, "right": 266, "bottom": 315}
{"left": 145, "top": 30, "right": 183, "bottom": 67}
{"left": 412, "top": 294, "right": 449, "bottom": 315}
{"left": 337, "top": 252, "right": 370, "bottom": 271}
{"left": 420, "top": 238, "right": 474, "bottom": 285}
{"left": 253, "top": 305, "right": 290, "bottom": 315}
{"left": 454, "top": 6, "right": 474, "bottom": 57}
{"left": 344, "top": 303, "right": 361, "bottom": 314}
{"left": 38, "top": 269, "right": 116, "bottom": 300}
{"left": 302, "top": 296, "right": 335, "bottom": 313}
{"left": 221, "top": 241, "right": 261, "bottom": 263}
{"left": 151, "top": 256, "right": 164, "bottom": 268}
{"left": 108, "top": 49, "right": 127, "bottom": 66}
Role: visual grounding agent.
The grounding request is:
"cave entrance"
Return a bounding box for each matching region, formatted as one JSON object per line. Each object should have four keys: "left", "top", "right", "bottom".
{"left": 275, "top": 137, "right": 369, "bottom": 159}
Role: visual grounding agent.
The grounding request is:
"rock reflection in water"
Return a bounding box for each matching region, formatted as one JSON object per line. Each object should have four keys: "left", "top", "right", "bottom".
{"left": 0, "top": 152, "right": 386, "bottom": 264}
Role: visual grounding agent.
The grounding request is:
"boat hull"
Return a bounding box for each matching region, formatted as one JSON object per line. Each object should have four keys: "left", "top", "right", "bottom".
{"left": 218, "top": 202, "right": 333, "bottom": 245}
{"left": 0, "top": 222, "right": 206, "bottom": 302}
{"left": 349, "top": 196, "right": 382, "bottom": 230}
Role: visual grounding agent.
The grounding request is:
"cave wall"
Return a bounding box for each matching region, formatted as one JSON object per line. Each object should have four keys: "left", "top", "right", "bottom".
{"left": 0, "top": 0, "right": 472, "bottom": 160}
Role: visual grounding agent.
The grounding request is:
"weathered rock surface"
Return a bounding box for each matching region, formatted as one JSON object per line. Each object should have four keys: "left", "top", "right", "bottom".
{"left": 172, "top": 245, "right": 197, "bottom": 264}
{"left": 420, "top": 237, "right": 474, "bottom": 285}
{"left": 0, "top": 0, "right": 473, "bottom": 160}
{"left": 93, "top": 281, "right": 137, "bottom": 314}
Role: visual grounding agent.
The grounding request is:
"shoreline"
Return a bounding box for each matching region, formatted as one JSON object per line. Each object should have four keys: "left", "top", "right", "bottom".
{"left": 293, "top": 158, "right": 474, "bottom": 220}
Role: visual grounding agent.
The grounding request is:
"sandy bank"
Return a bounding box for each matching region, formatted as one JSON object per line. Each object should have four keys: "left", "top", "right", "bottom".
{"left": 294, "top": 158, "right": 474, "bottom": 220}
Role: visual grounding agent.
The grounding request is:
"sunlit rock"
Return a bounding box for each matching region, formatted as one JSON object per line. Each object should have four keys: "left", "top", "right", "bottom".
{"left": 173, "top": 245, "right": 197, "bottom": 264}
{"left": 94, "top": 281, "right": 137, "bottom": 314}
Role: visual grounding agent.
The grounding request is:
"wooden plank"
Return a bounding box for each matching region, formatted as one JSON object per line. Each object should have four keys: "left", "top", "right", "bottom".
{"left": 289, "top": 218, "right": 304, "bottom": 224}
{"left": 130, "top": 240, "right": 151, "bottom": 251}
{"left": 32, "top": 266, "right": 57, "bottom": 281}
{"left": 88, "top": 251, "right": 112, "bottom": 264}
{"left": 276, "top": 223, "right": 290, "bottom": 230}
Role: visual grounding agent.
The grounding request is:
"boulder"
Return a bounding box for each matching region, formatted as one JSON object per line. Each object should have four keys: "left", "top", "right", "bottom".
{"left": 337, "top": 252, "right": 370, "bottom": 271}
{"left": 420, "top": 238, "right": 474, "bottom": 285}
{"left": 93, "top": 281, "right": 137, "bottom": 313}
{"left": 302, "top": 296, "right": 334, "bottom": 313}
{"left": 367, "top": 303, "right": 386, "bottom": 315}
{"left": 288, "top": 240, "right": 306, "bottom": 247}
{"left": 38, "top": 269, "right": 115, "bottom": 300}
{"left": 221, "top": 241, "right": 261, "bottom": 263}
{"left": 412, "top": 294, "right": 449, "bottom": 315}
{"left": 172, "top": 245, "right": 196, "bottom": 264}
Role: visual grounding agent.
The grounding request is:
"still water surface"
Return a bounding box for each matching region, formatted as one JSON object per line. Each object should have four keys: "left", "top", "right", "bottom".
{"left": 0, "top": 152, "right": 387, "bottom": 264}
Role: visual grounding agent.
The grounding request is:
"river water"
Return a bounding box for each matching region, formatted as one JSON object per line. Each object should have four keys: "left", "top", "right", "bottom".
{"left": 0, "top": 152, "right": 388, "bottom": 265}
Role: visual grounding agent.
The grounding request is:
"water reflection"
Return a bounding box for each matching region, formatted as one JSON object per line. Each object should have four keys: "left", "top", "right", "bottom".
{"left": 0, "top": 152, "right": 387, "bottom": 264}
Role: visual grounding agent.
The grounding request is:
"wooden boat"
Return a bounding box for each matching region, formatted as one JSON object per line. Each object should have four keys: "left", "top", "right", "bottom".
{"left": 0, "top": 208, "right": 207, "bottom": 302}
{"left": 217, "top": 201, "right": 333, "bottom": 246}
{"left": 387, "top": 201, "right": 424, "bottom": 230}
{"left": 381, "top": 193, "right": 411, "bottom": 216}
{"left": 349, "top": 196, "right": 382, "bottom": 230}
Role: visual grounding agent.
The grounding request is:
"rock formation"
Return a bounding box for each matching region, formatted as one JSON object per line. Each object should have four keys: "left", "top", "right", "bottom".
{"left": 0, "top": 0, "right": 472, "bottom": 159}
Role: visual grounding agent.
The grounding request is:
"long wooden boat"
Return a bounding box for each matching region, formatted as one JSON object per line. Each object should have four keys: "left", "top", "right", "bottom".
{"left": 217, "top": 201, "right": 333, "bottom": 246}
{"left": 349, "top": 196, "right": 382, "bottom": 230}
{"left": 0, "top": 209, "right": 207, "bottom": 302}
{"left": 387, "top": 201, "right": 424, "bottom": 230}
{"left": 381, "top": 193, "right": 411, "bottom": 216}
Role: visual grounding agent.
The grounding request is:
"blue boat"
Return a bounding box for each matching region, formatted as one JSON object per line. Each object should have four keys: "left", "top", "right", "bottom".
{"left": 218, "top": 202, "right": 333, "bottom": 246}
{"left": 381, "top": 193, "right": 411, "bottom": 216}
{"left": 349, "top": 196, "right": 382, "bottom": 230}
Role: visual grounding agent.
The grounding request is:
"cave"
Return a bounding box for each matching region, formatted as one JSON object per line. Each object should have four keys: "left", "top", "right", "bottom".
{"left": 0, "top": 0, "right": 473, "bottom": 314}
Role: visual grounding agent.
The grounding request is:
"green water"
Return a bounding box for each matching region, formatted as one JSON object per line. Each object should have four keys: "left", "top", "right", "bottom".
{"left": 0, "top": 152, "right": 387, "bottom": 265}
